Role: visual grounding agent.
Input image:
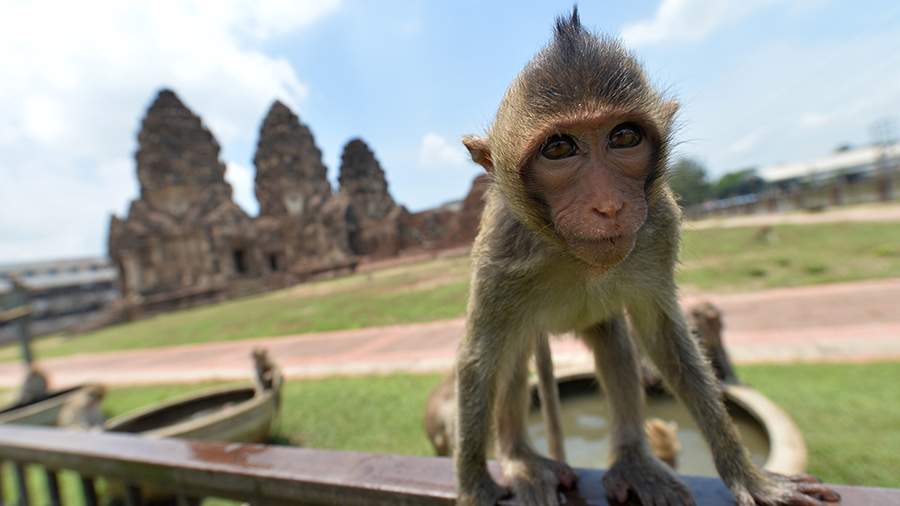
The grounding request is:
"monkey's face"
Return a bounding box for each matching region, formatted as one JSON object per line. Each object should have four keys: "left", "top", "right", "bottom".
{"left": 525, "top": 119, "right": 652, "bottom": 269}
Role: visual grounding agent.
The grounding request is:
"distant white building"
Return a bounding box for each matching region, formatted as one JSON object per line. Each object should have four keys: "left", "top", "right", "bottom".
{"left": 759, "top": 143, "right": 900, "bottom": 184}
{"left": 688, "top": 142, "right": 900, "bottom": 218}
{"left": 0, "top": 257, "right": 118, "bottom": 342}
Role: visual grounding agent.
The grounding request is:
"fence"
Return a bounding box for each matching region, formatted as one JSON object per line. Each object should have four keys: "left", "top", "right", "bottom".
{"left": 0, "top": 425, "right": 896, "bottom": 505}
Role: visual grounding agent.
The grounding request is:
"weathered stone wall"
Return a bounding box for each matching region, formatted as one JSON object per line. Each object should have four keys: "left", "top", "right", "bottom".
{"left": 402, "top": 174, "right": 490, "bottom": 250}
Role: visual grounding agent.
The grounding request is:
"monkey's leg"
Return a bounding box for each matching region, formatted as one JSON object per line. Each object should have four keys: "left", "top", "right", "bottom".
{"left": 454, "top": 325, "right": 512, "bottom": 506}
{"left": 534, "top": 333, "right": 567, "bottom": 462}
{"left": 582, "top": 317, "right": 695, "bottom": 506}
{"left": 631, "top": 298, "right": 841, "bottom": 506}
{"left": 495, "top": 335, "right": 577, "bottom": 506}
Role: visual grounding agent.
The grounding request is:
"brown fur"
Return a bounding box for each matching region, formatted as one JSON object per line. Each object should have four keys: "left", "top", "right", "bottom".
{"left": 58, "top": 384, "right": 106, "bottom": 430}
{"left": 252, "top": 348, "right": 277, "bottom": 392}
{"left": 15, "top": 365, "right": 48, "bottom": 405}
{"left": 424, "top": 335, "right": 565, "bottom": 461}
{"left": 454, "top": 8, "right": 839, "bottom": 506}
{"left": 688, "top": 301, "right": 740, "bottom": 385}
{"left": 424, "top": 370, "right": 457, "bottom": 457}
{"left": 645, "top": 418, "right": 681, "bottom": 470}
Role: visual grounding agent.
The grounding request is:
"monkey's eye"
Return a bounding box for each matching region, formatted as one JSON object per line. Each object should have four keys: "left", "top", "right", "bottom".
{"left": 540, "top": 134, "right": 578, "bottom": 160}
{"left": 608, "top": 123, "right": 643, "bottom": 149}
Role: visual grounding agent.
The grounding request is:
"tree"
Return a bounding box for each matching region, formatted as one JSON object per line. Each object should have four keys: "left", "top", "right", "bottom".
{"left": 712, "top": 167, "right": 765, "bottom": 199}
{"left": 669, "top": 158, "right": 711, "bottom": 206}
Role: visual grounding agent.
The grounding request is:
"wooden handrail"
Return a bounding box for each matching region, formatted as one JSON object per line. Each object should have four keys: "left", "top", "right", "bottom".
{"left": 0, "top": 305, "right": 31, "bottom": 324}
{"left": 0, "top": 426, "right": 894, "bottom": 505}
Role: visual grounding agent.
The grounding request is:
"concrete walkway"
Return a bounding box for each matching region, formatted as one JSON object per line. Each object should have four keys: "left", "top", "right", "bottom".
{"left": 1, "top": 278, "right": 898, "bottom": 387}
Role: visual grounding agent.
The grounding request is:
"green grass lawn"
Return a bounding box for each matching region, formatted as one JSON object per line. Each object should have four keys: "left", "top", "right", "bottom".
{"left": 3, "top": 363, "right": 898, "bottom": 504}
{"left": 3, "top": 220, "right": 899, "bottom": 363}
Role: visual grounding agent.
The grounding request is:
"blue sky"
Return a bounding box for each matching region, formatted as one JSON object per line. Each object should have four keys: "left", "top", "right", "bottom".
{"left": 1, "top": 0, "right": 898, "bottom": 263}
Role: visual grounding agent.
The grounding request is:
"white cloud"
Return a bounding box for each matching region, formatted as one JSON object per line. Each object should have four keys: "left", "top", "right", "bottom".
{"left": 622, "top": 0, "right": 774, "bottom": 47}
{"left": 799, "top": 98, "right": 876, "bottom": 130}
{"left": 727, "top": 129, "right": 767, "bottom": 154}
{"left": 0, "top": 0, "right": 340, "bottom": 263}
{"left": 418, "top": 133, "right": 468, "bottom": 169}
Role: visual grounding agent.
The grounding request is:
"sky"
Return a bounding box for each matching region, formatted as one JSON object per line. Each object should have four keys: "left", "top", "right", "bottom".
{"left": 1, "top": 0, "right": 899, "bottom": 263}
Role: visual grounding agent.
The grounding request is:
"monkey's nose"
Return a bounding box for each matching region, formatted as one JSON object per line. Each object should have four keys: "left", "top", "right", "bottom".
{"left": 592, "top": 200, "right": 624, "bottom": 220}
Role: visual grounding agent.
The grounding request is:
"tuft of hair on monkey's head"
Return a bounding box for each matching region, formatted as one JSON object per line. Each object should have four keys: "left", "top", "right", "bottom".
{"left": 463, "top": 6, "right": 678, "bottom": 248}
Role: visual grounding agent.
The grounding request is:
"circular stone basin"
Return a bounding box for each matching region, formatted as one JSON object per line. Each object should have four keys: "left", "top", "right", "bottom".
{"left": 527, "top": 373, "right": 806, "bottom": 476}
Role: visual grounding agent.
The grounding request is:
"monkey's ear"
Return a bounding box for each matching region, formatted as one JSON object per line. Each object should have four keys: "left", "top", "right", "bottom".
{"left": 660, "top": 100, "right": 680, "bottom": 129}
{"left": 462, "top": 135, "right": 494, "bottom": 172}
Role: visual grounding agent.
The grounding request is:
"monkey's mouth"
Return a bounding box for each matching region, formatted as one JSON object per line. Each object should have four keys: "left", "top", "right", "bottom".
{"left": 601, "top": 234, "right": 624, "bottom": 243}
{"left": 565, "top": 233, "right": 636, "bottom": 269}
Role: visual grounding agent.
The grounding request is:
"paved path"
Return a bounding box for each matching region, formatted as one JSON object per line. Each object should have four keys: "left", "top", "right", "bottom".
{"left": 686, "top": 202, "right": 900, "bottom": 229}
{"left": 1, "top": 278, "right": 898, "bottom": 387}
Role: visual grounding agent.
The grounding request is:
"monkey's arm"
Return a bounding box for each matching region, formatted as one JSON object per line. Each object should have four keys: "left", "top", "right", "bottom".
{"left": 629, "top": 294, "right": 840, "bottom": 505}
{"left": 582, "top": 316, "right": 694, "bottom": 506}
{"left": 454, "top": 311, "right": 510, "bottom": 505}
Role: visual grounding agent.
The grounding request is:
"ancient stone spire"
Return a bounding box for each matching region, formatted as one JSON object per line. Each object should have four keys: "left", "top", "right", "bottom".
{"left": 110, "top": 88, "right": 258, "bottom": 312}
{"left": 338, "top": 138, "right": 396, "bottom": 220}
{"left": 337, "top": 138, "right": 415, "bottom": 257}
{"left": 135, "top": 89, "right": 229, "bottom": 198}
{"left": 253, "top": 100, "right": 332, "bottom": 217}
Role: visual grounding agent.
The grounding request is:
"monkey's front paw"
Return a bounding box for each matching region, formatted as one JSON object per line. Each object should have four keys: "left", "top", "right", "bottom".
{"left": 457, "top": 476, "right": 509, "bottom": 506}
{"left": 500, "top": 455, "right": 577, "bottom": 506}
{"left": 603, "top": 451, "right": 695, "bottom": 506}
{"left": 730, "top": 472, "right": 841, "bottom": 506}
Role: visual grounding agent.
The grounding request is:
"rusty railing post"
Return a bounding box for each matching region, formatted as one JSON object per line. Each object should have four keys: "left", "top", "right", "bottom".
{"left": 13, "top": 463, "right": 29, "bottom": 506}
{"left": 80, "top": 476, "right": 98, "bottom": 506}
{"left": 125, "top": 484, "right": 143, "bottom": 506}
{"left": 43, "top": 469, "right": 61, "bottom": 506}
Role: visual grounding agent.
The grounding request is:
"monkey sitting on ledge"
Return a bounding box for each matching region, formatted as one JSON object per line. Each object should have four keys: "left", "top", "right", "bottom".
{"left": 58, "top": 384, "right": 106, "bottom": 430}
{"left": 453, "top": 8, "right": 839, "bottom": 506}
{"left": 15, "top": 365, "right": 49, "bottom": 405}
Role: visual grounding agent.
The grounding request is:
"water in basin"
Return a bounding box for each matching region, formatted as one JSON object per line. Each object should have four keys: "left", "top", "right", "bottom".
{"left": 527, "top": 391, "right": 769, "bottom": 476}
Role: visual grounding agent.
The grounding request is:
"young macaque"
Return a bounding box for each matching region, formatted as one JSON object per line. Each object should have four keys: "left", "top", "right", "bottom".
{"left": 424, "top": 370, "right": 457, "bottom": 457}
{"left": 644, "top": 418, "right": 681, "bottom": 470}
{"left": 454, "top": 9, "right": 839, "bottom": 506}
{"left": 15, "top": 365, "right": 49, "bottom": 405}
{"left": 58, "top": 384, "right": 106, "bottom": 430}
{"left": 688, "top": 301, "right": 740, "bottom": 385}
{"left": 251, "top": 347, "right": 277, "bottom": 392}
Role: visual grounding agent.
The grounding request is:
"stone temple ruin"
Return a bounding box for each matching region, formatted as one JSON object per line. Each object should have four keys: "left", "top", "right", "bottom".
{"left": 253, "top": 101, "right": 354, "bottom": 277}
{"left": 108, "top": 89, "right": 486, "bottom": 315}
{"left": 108, "top": 90, "right": 260, "bottom": 313}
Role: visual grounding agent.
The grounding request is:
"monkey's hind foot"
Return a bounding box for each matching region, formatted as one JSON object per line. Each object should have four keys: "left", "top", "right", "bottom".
{"left": 456, "top": 475, "right": 509, "bottom": 506}
{"left": 500, "top": 454, "right": 577, "bottom": 506}
{"left": 730, "top": 472, "right": 841, "bottom": 506}
{"left": 603, "top": 450, "right": 695, "bottom": 506}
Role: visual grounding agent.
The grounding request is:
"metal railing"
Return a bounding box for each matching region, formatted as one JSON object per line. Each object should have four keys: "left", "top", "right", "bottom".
{"left": 0, "top": 425, "right": 896, "bottom": 505}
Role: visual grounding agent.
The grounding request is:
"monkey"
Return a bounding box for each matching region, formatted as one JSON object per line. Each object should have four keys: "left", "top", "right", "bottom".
{"left": 454, "top": 9, "right": 839, "bottom": 506}
{"left": 58, "top": 384, "right": 106, "bottom": 430}
{"left": 688, "top": 301, "right": 740, "bottom": 385}
{"left": 424, "top": 368, "right": 457, "bottom": 457}
{"left": 425, "top": 335, "right": 566, "bottom": 460}
{"left": 15, "top": 365, "right": 49, "bottom": 405}
{"left": 644, "top": 418, "right": 681, "bottom": 470}
{"left": 251, "top": 347, "right": 277, "bottom": 392}
{"left": 752, "top": 225, "right": 777, "bottom": 245}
